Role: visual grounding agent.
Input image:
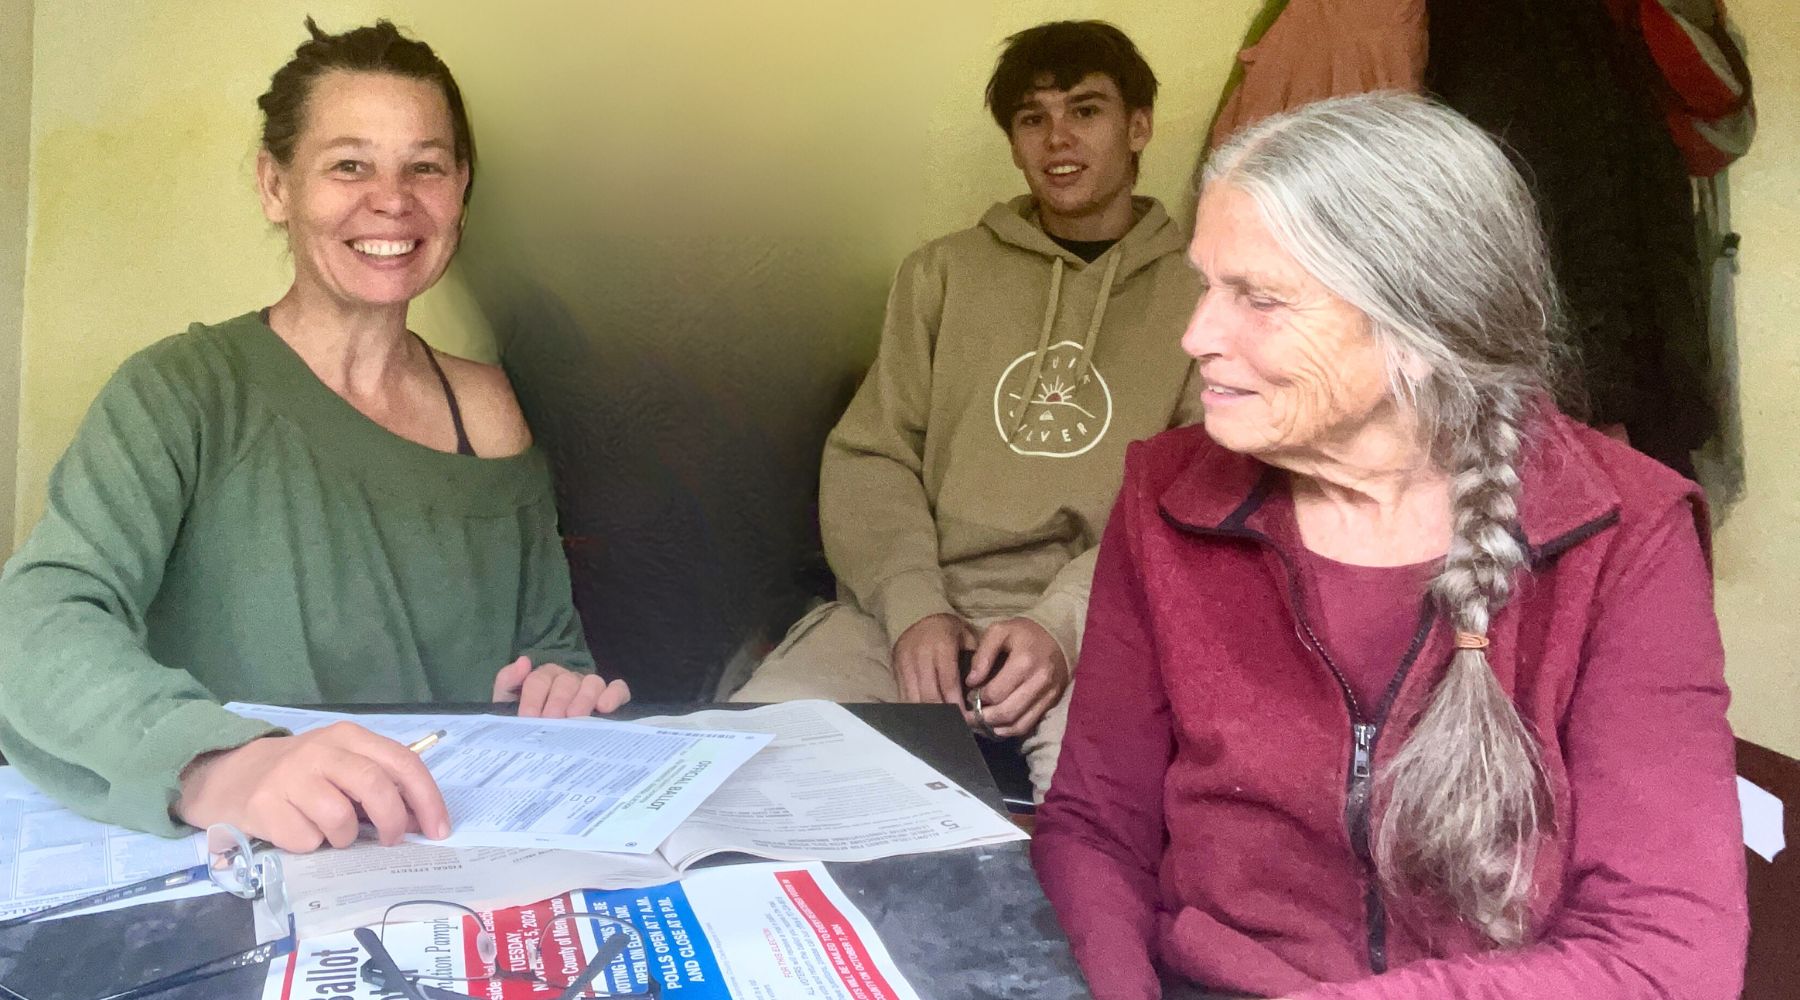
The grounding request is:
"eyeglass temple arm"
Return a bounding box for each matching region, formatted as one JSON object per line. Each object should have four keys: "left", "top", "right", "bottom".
{"left": 89, "top": 913, "right": 297, "bottom": 1000}
{"left": 554, "top": 931, "right": 636, "bottom": 1000}
{"left": 356, "top": 927, "right": 473, "bottom": 1000}
{"left": 0, "top": 863, "right": 210, "bottom": 930}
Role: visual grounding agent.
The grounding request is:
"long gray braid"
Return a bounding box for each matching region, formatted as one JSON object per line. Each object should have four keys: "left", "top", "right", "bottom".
{"left": 1378, "top": 384, "right": 1548, "bottom": 947}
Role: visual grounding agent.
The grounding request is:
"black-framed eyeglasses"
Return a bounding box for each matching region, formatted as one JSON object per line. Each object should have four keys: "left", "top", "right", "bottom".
{"left": 356, "top": 898, "right": 660, "bottom": 1000}
{"left": 0, "top": 824, "right": 294, "bottom": 1000}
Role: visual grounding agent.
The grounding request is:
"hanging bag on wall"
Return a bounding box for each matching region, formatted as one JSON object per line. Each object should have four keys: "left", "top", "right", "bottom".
{"left": 1613, "top": 0, "right": 1755, "bottom": 176}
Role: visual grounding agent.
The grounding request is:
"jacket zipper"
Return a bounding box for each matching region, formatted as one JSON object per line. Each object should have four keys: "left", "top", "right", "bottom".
{"left": 1168, "top": 507, "right": 1434, "bottom": 975}
{"left": 1284, "top": 552, "right": 1437, "bottom": 974}
{"left": 1277, "top": 568, "right": 1388, "bottom": 971}
{"left": 1350, "top": 721, "right": 1384, "bottom": 971}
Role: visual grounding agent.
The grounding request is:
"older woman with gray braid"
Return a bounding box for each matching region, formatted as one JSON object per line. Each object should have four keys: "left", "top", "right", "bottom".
{"left": 1033, "top": 93, "right": 1745, "bottom": 1000}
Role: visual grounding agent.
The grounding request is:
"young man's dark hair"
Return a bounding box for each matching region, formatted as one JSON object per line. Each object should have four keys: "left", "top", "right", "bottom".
{"left": 984, "top": 20, "right": 1159, "bottom": 133}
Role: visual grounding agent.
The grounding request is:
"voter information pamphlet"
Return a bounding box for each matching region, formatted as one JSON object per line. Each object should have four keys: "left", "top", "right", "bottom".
{"left": 262, "top": 862, "right": 922, "bottom": 1000}
{"left": 684, "top": 861, "right": 924, "bottom": 1000}
{"left": 0, "top": 768, "right": 214, "bottom": 922}
{"left": 226, "top": 704, "right": 772, "bottom": 853}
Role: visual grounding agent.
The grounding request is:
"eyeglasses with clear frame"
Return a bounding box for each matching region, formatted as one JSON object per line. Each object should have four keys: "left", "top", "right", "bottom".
{"left": 356, "top": 898, "right": 661, "bottom": 1000}
{"left": 0, "top": 824, "right": 295, "bottom": 1000}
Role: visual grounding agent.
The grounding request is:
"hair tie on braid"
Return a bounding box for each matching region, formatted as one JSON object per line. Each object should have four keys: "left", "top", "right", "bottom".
{"left": 1454, "top": 632, "right": 1490, "bottom": 650}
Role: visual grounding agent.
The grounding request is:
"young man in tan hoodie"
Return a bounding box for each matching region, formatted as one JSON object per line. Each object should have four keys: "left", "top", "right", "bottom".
{"left": 733, "top": 21, "right": 1200, "bottom": 800}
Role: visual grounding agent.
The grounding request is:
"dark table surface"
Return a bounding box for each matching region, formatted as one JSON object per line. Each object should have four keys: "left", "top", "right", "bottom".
{"left": 0, "top": 702, "right": 1099, "bottom": 1000}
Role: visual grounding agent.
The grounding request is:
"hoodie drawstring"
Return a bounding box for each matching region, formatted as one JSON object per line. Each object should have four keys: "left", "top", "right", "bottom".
{"left": 1009, "top": 257, "right": 1063, "bottom": 439}
{"left": 1008, "top": 250, "right": 1122, "bottom": 440}
{"left": 1070, "top": 250, "right": 1122, "bottom": 388}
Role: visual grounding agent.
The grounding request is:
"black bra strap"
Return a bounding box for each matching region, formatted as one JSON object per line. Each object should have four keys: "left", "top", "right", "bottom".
{"left": 416, "top": 333, "right": 476, "bottom": 457}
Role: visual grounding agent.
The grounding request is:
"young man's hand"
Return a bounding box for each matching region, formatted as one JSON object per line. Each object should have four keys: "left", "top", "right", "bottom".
{"left": 492, "top": 656, "right": 632, "bottom": 718}
{"left": 891, "top": 613, "right": 976, "bottom": 705}
{"left": 965, "top": 617, "right": 1069, "bottom": 738}
{"left": 174, "top": 723, "right": 451, "bottom": 853}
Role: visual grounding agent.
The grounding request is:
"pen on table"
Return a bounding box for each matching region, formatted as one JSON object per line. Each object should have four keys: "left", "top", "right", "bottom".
{"left": 406, "top": 729, "right": 446, "bottom": 754}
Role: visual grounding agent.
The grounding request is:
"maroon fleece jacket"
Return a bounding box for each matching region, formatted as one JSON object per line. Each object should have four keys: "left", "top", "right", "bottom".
{"left": 1033, "top": 412, "right": 1747, "bottom": 1000}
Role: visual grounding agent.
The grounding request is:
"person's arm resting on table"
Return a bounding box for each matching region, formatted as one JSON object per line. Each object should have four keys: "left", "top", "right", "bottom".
{"left": 0, "top": 352, "right": 448, "bottom": 852}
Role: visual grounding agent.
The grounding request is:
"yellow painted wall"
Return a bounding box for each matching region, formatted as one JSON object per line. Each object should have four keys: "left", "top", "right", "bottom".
{"left": 0, "top": 0, "right": 30, "bottom": 563}
{"left": 15, "top": 3, "right": 1796, "bottom": 750}
{"left": 13, "top": 1, "right": 1252, "bottom": 539}
{"left": 1711, "top": 0, "right": 1800, "bottom": 758}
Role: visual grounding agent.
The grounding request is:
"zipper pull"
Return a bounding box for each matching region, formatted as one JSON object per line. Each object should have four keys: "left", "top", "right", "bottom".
{"left": 1352, "top": 722, "right": 1376, "bottom": 780}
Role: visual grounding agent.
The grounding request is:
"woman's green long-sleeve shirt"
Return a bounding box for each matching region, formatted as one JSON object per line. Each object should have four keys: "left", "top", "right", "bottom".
{"left": 0, "top": 313, "right": 593, "bottom": 834}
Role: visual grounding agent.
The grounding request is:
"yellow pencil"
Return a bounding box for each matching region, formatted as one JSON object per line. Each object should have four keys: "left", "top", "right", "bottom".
{"left": 406, "top": 729, "right": 446, "bottom": 754}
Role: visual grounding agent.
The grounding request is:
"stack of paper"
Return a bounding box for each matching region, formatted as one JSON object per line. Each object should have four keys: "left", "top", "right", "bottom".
{"left": 2, "top": 699, "right": 1024, "bottom": 981}
{"left": 275, "top": 700, "right": 1026, "bottom": 936}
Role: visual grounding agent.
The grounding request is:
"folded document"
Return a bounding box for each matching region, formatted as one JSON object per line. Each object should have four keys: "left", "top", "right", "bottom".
{"left": 643, "top": 700, "right": 1027, "bottom": 869}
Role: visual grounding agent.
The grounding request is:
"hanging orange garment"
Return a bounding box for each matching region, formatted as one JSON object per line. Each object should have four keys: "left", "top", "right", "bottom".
{"left": 1206, "top": 0, "right": 1428, "bottom": 150}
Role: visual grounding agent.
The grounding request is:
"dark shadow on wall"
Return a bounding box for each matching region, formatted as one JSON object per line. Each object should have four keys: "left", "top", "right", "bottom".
{"left": 463, "top": 258, "right": 877, "bottom": 701}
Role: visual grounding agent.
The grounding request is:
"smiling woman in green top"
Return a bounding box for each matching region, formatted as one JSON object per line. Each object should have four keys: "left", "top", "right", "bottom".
{"left": 0, "top": 19, "right": 629, "bottom": 852}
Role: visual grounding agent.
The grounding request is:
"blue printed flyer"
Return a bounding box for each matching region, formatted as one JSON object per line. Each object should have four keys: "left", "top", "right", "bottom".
{"left": 264, "top": 862, "right": 920, "bottom": 999}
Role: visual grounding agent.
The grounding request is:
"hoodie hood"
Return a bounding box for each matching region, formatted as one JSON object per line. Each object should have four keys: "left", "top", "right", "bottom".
{"left": 979, "top": 195, "right": 1190, "bottom": 280}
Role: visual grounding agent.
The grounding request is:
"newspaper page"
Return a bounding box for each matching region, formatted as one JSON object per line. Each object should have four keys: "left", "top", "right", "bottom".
{"left": 261, "top": 863, "right": 919, "bottom": 1000}
{"left": 644, "top": 701, "right": 1027, "bottom": 868}
{"left": 226, "top": 704, "right": 772, "bottom": 853}
{"left": 0, "top": 768, "right": 214, "bottom": 921}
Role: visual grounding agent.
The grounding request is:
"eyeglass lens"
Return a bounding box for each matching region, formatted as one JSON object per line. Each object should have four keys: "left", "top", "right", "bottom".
{"left": 204, "top": 824, "right": 290, "bottom": 938}
{"left": 381, "top": 902, "right": 500, "bottom": 981}
{"left": 203, "top": 824, "right": 258, "bottom": 897}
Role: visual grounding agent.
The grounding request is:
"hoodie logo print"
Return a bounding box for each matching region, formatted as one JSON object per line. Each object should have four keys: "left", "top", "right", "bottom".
{"left": 993, "top": 340, "right": 1114, "bottom": 458}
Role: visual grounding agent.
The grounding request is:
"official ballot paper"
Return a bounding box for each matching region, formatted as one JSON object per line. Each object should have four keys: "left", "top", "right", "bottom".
{"left": 0, "top": 768, "right": 215, "bottom": 921}
{"left": 262, "top": 862, "right": 922, "bottom": 1000}
{"left": 273, "top": 701, "right": 1025, "bottom": 937}
{"left": 225, "top": 704, "right": 772, "bottom": 853}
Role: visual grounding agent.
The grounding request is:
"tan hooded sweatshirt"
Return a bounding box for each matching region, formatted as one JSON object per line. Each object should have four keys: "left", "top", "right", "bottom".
{"left": 820, "top": 195, "right": 1201, "bottom": 664}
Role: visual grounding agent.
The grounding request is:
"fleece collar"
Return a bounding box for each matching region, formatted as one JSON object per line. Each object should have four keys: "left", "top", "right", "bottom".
{"left": 1156, "top": 413, "right": 1622, "bottom": 564}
